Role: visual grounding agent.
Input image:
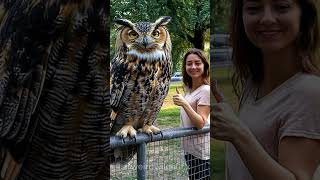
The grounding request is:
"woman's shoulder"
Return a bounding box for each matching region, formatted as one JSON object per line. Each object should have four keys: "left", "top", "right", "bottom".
{"left": 202, "top": 84, "right": 210, "bottom": 90}
{"left": 188, "top": 84, "right": 210, "bottom": 98}
{"left": 292, "top": 73, "right": 320, "bottom": 97}
{"left": 199, "top": 84, "right": 210, "bottom": 93}
{"left": 288, "top": 73, "right": 320, "bottom": 107}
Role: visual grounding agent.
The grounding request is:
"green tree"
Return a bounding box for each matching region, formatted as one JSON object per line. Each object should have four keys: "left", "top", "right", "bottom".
{"left": 211, "top": 0, "right": 231, "bottom": 33}
{"left": 110, "top": 0, "right": 210, "bottom": 72}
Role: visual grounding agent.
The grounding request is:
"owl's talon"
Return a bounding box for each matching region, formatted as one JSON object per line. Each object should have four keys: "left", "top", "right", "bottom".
{"left": 129, "top": 135, "right": 136, "bottom": 142}
{"left": 149, "top": 133, "right": 153, "bottom": 141}
{"left": 159, "top": 131, "right": 163, "bottom": 139}
{"left": 116, "top": 125, "right": 137, "bottom": 138}
{"left": 140, "top": 124, "right": 161, "bottom": 135}
{"left": 150, "top": 125, "right": 161, "bottom": 134}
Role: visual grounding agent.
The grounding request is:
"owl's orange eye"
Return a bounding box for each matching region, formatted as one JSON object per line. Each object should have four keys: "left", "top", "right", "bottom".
{"left": 128, "top": 30, "right": 138, "bottom": 39}
{"left": 152, "top": 29, "right": 160, "bottom": 38}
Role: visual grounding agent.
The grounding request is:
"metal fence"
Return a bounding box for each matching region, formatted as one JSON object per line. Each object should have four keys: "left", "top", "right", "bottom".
{"left": 110, "top": 125, "right": 210, "bottom": 180}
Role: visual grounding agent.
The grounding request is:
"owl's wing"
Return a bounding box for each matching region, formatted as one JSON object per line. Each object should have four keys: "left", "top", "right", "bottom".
{"left": 1, "top": 1, "right": 109, "bottom": 179}
{"left": 0, "top": 0, "right": 51, "bottom": 144}
{"left": 110, "top": 55, "right": 130, "bottom": 117}
{"left": 0, "top": 1, "right": 52, "bottom": 178}
{"left": 110, "top": 61, "right": 122, "bottom": 109}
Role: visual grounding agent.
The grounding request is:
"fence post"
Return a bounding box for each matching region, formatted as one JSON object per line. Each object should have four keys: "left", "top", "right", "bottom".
{"left": 111, "top": 125, "right": 210, "bottom": 179}
{"left": 137, "top": 142, "right": 146, "bottom": 180}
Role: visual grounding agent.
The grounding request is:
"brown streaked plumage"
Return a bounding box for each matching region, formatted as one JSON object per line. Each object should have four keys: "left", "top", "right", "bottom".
{"left": 0, "top": 0, "right": 109, "bottom": 179}
{"left": 111, "top": 16, "right": 172, "bottom": 163}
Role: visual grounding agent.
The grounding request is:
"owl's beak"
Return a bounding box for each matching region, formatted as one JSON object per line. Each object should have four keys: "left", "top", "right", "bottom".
{"left": 142, "top": 36, "right": 148, "bottom": 48}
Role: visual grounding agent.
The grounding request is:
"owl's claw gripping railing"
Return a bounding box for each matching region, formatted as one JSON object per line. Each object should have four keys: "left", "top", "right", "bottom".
{"left": 159, "top": 131, "right": 164, "bottom": 139}
{"left": 110, "top": 125, "right": 210, "bottom": 180}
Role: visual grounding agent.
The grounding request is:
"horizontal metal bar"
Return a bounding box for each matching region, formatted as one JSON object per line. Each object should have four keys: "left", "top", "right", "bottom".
{"left": 111, "top": 125, "right": 209, "bottom": 148}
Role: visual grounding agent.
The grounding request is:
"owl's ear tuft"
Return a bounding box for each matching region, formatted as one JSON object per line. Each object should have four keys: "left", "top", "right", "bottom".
{"left": 154, "top": 16, "right": 171, "bottom": 27}
{"left": 113, "top": 19, "right": 134, "bottom": 28}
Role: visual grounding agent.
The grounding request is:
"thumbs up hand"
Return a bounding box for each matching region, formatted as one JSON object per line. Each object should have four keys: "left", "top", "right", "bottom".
{"left": 173, "top": 87, "right": 188, "bottom": 107}
{"left": 211, "top": 80, "right": 249, "bottom": 142}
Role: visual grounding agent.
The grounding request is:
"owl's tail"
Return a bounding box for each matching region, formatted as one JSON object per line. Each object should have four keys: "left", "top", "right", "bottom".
{"left": 110, "top": 145, "right": 137, "bottom": 165}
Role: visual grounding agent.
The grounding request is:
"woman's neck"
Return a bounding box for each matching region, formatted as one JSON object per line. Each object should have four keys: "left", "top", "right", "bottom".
{"left": 260, "top": 47, "right": 300, "bottom": 97}
{"left": 191, "top": 78, "right": 204, "bottom": 92}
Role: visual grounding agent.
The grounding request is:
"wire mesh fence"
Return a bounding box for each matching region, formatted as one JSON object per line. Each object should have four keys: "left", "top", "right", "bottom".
{"left": 110, "top": 125, "right": 210, "bottom": 180}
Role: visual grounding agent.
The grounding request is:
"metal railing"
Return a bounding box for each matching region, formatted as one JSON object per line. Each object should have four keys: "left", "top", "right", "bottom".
{"left": 110, "top": 125, "right": 210, "bottom": 180}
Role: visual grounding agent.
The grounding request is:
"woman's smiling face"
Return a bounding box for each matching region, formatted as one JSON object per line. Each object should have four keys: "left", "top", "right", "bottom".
{"left": 186, "top": 54, "right": 204, "bottom": 80}
{"left": 242, "top": 0, "right": 301, "bottom": 53}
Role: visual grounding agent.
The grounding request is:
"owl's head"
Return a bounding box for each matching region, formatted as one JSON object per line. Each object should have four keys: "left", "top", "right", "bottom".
{"left": 114, "top": 16, "right": 171, "bottom": 61}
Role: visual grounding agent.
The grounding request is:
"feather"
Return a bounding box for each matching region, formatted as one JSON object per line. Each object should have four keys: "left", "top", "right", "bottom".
{"left": 154, "top": 16, "right": 171, "bottom": 29}
{"left": 113, "top": 18, "right": 134, "bottom": 29}
{"left": 0, "top": 0, "right": 109, "bottom": 179}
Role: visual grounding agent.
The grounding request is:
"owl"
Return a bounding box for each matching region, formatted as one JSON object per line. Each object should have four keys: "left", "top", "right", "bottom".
{"left": 111, "top": 16, "right": 172, "bottom": 162}
{"left": 0, "top": 0, "right": 109, "bottom": 179}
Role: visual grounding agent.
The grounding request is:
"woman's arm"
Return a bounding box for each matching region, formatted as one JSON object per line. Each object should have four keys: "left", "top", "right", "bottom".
{"left": 173, "top": 92, "right": 209, "bottom": 129}
{"left": 212, "top": 99, "right": 320, "bottom": 180}
{"left": 279, "top": 137, "right": 320, "bottom": 180}
{"left": 230, "top": 122, "right": 320, "bottom": 180}
{"left": 181, "top": 103, "right": 209, "bottom": 129}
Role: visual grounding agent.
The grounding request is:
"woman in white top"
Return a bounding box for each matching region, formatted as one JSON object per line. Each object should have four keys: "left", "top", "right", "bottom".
{"left": 211, "top": 0, "right": 320, "bottom": 180}
{"left": 173, "top": 48, "right": 210, "bottom": 180}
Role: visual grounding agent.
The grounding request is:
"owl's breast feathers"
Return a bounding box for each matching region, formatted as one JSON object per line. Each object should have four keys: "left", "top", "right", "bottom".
{"left": 111, "top": 53, "right": 172, "bottom": 133}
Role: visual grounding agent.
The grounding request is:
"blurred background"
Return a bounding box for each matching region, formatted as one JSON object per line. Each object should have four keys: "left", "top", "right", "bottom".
{"left": 211, "top": 1, "right": 238, "bottom": 180}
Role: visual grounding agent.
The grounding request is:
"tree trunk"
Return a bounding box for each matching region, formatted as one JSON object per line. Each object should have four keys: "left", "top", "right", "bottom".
{"left": 193, "top": 22, "right": 205, "bottom": 50}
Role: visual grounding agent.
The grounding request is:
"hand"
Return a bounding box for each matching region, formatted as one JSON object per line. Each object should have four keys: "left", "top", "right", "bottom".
{"left": 173, "top": 87, "right": 188, "bottom": 107}
{"left": 211, "top": 80, "right": 249, "bottom": 143}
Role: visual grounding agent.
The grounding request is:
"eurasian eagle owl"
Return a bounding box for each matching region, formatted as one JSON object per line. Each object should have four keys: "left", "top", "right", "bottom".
{"left": 111, "top": 16, "right": 172, "bottom": 139}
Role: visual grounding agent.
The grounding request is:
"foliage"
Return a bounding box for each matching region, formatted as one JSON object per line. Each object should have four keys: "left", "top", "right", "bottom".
{"left": 211, "top": 139, "right": 225, "bottom": 180}
{"left": 110, "top": 0, "right": 210, "bottom": 72}
{"left": 211, "top": 0, "right": 231, "bottom": 33}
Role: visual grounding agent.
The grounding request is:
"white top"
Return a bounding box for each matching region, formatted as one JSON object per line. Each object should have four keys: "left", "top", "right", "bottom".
{"left": 226, "top": 72, "right": 320, "bottom": 180}
{"left": 181, "top": 84, "right": 210, "bottom": 160}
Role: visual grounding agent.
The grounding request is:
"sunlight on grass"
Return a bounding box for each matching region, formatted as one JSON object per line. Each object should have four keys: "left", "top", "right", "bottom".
{"left": 163, "top": 81, "right": 183, "bottom": 107}
{"left": 157, "top": 105, "right": 180, "bottom": 129}
{"left": 158, "top": 81, "right": 183, "bottom": 129}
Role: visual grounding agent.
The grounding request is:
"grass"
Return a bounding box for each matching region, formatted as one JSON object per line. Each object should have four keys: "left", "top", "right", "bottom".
{"left": 157, "top": 81, "right": 183, "bottom": 128}
{"left": 157, "top": 106, "right": 180, "bottom": 128}
{"left": 211, "top": 139, "right": 226, "bottom": 180}
{"left": 162, "top": 81, "right": 184, "bottom": 107}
